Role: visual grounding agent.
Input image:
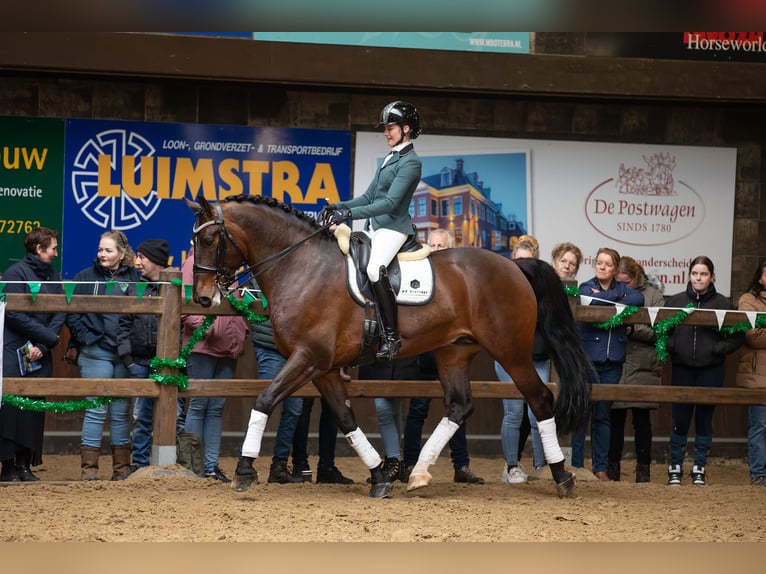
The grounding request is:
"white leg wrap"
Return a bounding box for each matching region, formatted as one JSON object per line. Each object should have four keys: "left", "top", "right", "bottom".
{"left": 345, "top": 427, "right": 383, "bottom": 469}
{"left": 537, "top": 417, "right": 565, "bottom": 464}
{"left": 241, "top": 409, "right": 268, "bottom": 458}
{"left": 418, "top": 417, "right": 459, "bottom": 466}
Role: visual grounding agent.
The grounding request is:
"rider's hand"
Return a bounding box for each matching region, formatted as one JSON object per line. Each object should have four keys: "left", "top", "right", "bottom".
{"left": 328, "top": 207, "right": 352, "bottom": 225}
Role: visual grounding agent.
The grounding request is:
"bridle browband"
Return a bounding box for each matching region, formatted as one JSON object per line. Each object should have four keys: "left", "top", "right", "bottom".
{"left": 192, "top": 202, "right": 332, "bottom": 294}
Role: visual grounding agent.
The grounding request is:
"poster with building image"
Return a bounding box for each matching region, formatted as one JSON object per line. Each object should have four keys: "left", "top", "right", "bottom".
{"left": 354, "top": 132, "right": 737, "bottom": 296}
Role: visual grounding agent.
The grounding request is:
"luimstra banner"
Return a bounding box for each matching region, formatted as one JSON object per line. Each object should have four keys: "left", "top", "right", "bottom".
{"left": 355, "top": 133, "right": 737, "bottom": 296}
{"left": 61, "top": 119, "right": 351, "bottom": 277}
{"left": 0, "top": 117, "right": 66, "bottom": 273}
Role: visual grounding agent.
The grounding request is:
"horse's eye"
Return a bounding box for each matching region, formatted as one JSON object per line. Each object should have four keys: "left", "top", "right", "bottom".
{"left": 203, "top": 236, "right": 214, "bottom": 247}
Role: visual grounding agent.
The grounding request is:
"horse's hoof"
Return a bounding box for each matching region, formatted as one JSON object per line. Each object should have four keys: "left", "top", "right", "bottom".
{"left": 406, "top": 472, "right": 432, "bottom": 492}
{"left": 554, "top": 471, "right": 576, "bottom": 498}
{"left": 231, "top": 471, "right": 258, "bottom": 492}
{"left": 369, "top": 481, "right": 394, "bottom": 498}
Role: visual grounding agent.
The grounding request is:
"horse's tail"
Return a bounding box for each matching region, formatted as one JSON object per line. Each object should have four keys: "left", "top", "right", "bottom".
{"left": 513, "top": 258, "right": 594, "bottom": 435}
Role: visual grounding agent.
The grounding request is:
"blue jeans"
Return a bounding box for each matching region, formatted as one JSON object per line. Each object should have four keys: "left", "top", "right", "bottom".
{"left": 254, "top": 346, "right": 303, "bottom": 462}
{"left": 183, "top": 352, "right": 234, "bottom": 474}
{"left": 669, "top": 363, "right": 724, "bottom": 467}
{"left": 129, "top": 364, "right": 153, "bottom": 467}
{"left": 79, "top": 344, "right": 131, "bottom": 448}
{"left": 403, "top": 398, "right": 470, "bottom": 469}
{"left": 292, "top": 397, "right": 339, "bottom": 470}
{"left": 375, "top": 397, "right": 402, "bottom": 459}
{"left": 571, "top": 361, "right": 623, "bottom": 472}
{"left": 748, "top": 405, "right": 766, "bottom": 480}
{"left": 494, "top": 360, "right": 548, "bottom": 468}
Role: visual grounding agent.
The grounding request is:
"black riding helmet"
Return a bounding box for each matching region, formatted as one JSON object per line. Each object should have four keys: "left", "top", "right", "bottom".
{"left": 376, "top": 101, "right": 421, "bottom": 139}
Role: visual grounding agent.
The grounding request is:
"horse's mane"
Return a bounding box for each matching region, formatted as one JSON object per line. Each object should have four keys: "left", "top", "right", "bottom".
{"left": 222, "top": 194, "right": 324, "bottom": 232}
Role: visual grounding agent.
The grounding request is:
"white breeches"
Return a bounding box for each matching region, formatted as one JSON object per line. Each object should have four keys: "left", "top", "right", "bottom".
{"left": 365, "top": 227, "right": 408, "bottom": 282}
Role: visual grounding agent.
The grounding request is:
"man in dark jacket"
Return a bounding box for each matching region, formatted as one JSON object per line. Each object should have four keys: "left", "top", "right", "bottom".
{"left": 1, "top": 227, "right": 66, "bottom": 482}
{"left": 117, "top": 238, "right": 168, "bottom": 470}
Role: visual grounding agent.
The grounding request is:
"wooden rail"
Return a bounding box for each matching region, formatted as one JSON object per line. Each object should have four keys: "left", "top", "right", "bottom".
{"left": 3, "top": 270, "right": 766, "bottom": 466}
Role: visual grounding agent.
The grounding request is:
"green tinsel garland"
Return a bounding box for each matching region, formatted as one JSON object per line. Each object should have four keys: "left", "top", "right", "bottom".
{"left": 592, "top": 305, "right": 641, "bottom": 330}
{"left": 654, "top": 303, "right": 696, "bottom": 363}
{"left": 226, "top": 292, "right": 269, "bottom": 324}
{"left": 719, "top": 313, "right": 766, "bottom": 335}
{"left": 149, "top": 315, "right": 217, "bottom": 391}
{"left": 564, "top": 285, "right": 580, "bottom": 298}
{"left": 0, "top": 395, "right": 118, "bottom": 413}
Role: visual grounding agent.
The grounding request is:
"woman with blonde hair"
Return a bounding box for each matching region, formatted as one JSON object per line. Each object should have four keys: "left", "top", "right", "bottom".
{"left": 66, "top": 230, "right": 141, "bottom": 480}
{"left": 608, "top": 256, "right": 664, "bottom": 482}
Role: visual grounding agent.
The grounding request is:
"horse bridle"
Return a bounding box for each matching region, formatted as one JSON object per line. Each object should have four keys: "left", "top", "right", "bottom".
{"left": 192, "top": 203, "right": 249, "bottom": 294}
{"left": 192, "top": 202, "right": 334, "bottom": 294}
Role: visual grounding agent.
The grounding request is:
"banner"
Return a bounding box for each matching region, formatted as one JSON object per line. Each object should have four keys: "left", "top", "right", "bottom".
{"left": 252, "top": 32, "right": 530, "bottom": 54}
{"left": 355, "top": 133, "right": 737, "bottom": 296}
{"left": 0, "top": 117, "right": 66, "bottom": 273}
{"left": 586, "top": 32, "right": 766, "bottom": 62}
{"left": 0, "top": 300, "right": 4, "bottom": 404}
{"left": 62, "top": 119, "right": 351, "bottom": 277}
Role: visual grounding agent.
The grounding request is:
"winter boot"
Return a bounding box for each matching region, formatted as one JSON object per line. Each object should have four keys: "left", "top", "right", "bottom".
{"left": 80, "top": 446, "right": 101, "bottom": 481}
{"left": 0, "top": 459, "right": 20, "bottom": 482}
{"left": 606, "top": 461, "right": 621, "bottom": 481}
{"left": 111, "top": 445, "right": 131, "bottom": 481}
{"left": 635, "top": 463, "right": 651, "bottom": 483}
{"left": 371, "top": 266, "right": 401, "bottom": 360}
{"left": 15, "top": 449, "right": 40, "bottom": 482}
{"left": 268, "top": 459, "right": 303, "bottom": 484}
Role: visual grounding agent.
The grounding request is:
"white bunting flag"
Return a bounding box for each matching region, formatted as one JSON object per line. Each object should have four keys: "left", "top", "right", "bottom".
{"left": 745, "top": 311, "right": 758, "bottom": 329}
{"left": 580, "top": 295, "right": 593, "bottom": 306}
{"left": 714, "top": 309, "right": 727, "bottom": 329}
{"left": 647, "top": 307, "right": 661, "bottom": 327}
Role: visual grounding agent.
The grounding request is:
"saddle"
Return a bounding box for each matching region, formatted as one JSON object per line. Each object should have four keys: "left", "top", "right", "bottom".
{"left": 332, "top": 224, "right": 435, "bottom": 305}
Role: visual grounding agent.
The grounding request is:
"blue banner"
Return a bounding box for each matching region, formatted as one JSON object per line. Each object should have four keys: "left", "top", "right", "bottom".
{"left": 63, "top": 119, "right": 351, "bottom": 278}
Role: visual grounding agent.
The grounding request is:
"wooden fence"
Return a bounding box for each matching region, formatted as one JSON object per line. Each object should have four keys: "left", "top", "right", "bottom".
{"left": 3, "top": 269, "right": 766, "bottom": 464}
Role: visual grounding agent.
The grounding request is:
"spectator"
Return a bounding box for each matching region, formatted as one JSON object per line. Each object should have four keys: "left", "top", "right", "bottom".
{"left": 181, "top": 249, "right": 248, "bottom": 483}
{"left": 66, "top": 230, "right": 141, "bottom": 481}
{"left": 117, "top": 238, "right": 169, "bottom": 472}
{"left": 574, "top": 247, "right": 644, "bottom": 481}
{"left": 665, "top": 256, "right": 743, "bottom": 486}
{"left": 608, "top": 256, "right": 665, "bottom": 483}
{"left": 495, "top": 235, "right": 547, "bottom": 483}
{"left": 0, "top": 227, "right": 66, "bottom": 482}
{"left": 290, "top": 395, "right": 353, "bottom": 484}
{"left": 401, "top": 228, "right": 484, "bottom": 485}
{"left": 551, "top": 242, "right": 583, "bottom": 281}
{"left": 736, "top": 259, "right": 766, "bottom": 487}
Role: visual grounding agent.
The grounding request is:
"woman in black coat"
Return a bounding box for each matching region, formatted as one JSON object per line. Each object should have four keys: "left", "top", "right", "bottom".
{"left": 1, "top": 227, "right": 66, "bottom": 482}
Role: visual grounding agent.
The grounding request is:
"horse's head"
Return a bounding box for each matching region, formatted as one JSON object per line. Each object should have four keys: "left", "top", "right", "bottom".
{"left": 185, "top": 195, "right": 248, "bottom": 307}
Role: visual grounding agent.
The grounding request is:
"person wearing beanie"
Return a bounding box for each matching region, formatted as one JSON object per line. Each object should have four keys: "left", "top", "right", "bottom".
{"left": 117, "top": 237, "right": 169, "bottom": 471}
{"left": 136, "top": 239, "right": 169, "bottom": 268}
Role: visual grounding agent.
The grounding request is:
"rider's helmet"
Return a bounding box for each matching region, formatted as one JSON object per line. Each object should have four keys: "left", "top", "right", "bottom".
{"left": 376, "top": 101, "right": 421, "bottom": 139}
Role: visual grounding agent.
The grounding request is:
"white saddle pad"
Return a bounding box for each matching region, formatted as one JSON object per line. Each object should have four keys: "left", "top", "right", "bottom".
{"left": 346, "top": 255, "right": 434, "bottom": 306}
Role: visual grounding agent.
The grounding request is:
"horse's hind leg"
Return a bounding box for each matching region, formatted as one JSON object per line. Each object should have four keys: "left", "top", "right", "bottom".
{"left": 500, "top": 358, "right": 575, "bottom": 498}
{"left": 407, "top": 346, "right": 476, "bottom": 492}
{"left": 314, "top": 372, "right": 395, "bottom": 499}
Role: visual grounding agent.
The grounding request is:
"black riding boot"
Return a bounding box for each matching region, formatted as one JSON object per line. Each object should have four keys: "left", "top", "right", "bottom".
{"left": 371, "top": 267, "right": 400, "bottom": 360}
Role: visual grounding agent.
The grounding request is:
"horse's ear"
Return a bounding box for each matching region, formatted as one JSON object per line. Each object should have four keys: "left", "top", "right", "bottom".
{"left": 184, "top": 197, "right": 200, "bottom": 213}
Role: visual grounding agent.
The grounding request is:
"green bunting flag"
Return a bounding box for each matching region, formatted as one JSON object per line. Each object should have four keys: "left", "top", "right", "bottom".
{"left": 62, "top": 282, "right": 77, "bottom": 303}
{"left": 105, "top": 281, "right": 116, "bottom": 295}
{"left": 134, "top": 282, "right": 148, "bottom": 301}
{"left": 28, "top": 282, "right": 41, "bottom": 301}
{"left": 184, "top": 284, "right": 193, "bottom": 303}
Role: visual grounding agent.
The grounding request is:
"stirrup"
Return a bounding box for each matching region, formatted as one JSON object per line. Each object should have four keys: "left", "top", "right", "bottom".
{"left": 376, "top": 336, "right": 401, "bottom": 360}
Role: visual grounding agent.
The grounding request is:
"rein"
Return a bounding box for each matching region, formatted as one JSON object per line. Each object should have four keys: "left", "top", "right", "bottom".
{"left": 193, "top": 203, "right": 333, "bottom": 292}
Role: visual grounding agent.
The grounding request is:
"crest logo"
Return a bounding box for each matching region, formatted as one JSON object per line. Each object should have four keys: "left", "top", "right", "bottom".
{"left": 585, "top": 153, "right": 705, "bottom": 246}
{"left": 70, "top": 129, "right": 162, "bottom": 230}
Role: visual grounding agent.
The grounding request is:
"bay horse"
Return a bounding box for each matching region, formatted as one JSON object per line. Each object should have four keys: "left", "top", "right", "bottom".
{"left": 186, "top": 194, "right": 593, "bottom": 498}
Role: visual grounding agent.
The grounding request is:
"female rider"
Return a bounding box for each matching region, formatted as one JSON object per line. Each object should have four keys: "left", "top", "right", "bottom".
{"left": 321, "top": 100, "right": 422, "bottom": 359}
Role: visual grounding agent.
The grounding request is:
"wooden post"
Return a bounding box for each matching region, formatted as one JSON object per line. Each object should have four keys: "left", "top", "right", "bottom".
{"left": 151, "top": 268, "right": 182, "bottom": 466}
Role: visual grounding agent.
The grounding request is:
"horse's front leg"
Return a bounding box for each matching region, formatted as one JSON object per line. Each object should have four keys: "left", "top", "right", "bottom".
{"left": 407, "top": 347, "right": 475, "bottom": 492}
{"left": 314, "top": 372, "right": 394, "bottom": 499}
{"left": 232, "top": 349, "right": 321, "bottom": 492}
